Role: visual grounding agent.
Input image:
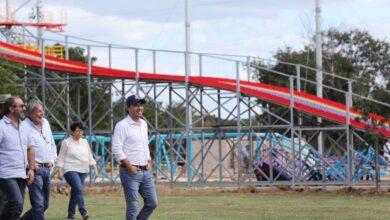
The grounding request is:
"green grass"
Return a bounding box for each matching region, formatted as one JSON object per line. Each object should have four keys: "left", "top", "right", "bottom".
{"left": 23, "top": 189, "right": 390, "bottom": 220}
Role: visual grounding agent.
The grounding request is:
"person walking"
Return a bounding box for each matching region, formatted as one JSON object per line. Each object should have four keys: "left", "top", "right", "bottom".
{"left": 112, "top": 95, "right": 158, "bottom": 220}
{"left": 21, "top": 99, "right": 57, "bottom": 220}
{"left": 0, "top": 96, "right": 35, "bottom": 220}
{"left": 57, "top": 122, "right": 97, "bottom": 220}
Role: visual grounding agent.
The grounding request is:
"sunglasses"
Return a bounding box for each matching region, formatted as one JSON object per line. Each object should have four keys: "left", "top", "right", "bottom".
{"left": 13, "top": 104, "right": 25, "bottom": 108}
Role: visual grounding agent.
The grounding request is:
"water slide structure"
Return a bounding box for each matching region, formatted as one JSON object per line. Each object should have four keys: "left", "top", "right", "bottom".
{"left": 1, "top": 31, "right": 390, "bottom": 185}
{"left": 0, "top": 41, "right": 388, "bottom": 138}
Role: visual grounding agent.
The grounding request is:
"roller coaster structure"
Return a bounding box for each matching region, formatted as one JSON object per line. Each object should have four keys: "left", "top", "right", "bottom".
{"left": 0, "top": 25, "right": 389, "bottom": 188}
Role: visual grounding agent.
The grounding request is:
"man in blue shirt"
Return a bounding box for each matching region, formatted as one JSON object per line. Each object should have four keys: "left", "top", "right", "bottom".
{"left": 0, "top": 96, "right": 35, "bottom": 220}
{"left": 21, "top": 99, "right": 57, "bottom": 220}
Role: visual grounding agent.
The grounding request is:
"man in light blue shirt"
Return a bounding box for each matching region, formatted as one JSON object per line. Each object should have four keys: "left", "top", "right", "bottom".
{"left": 21, "top": 99, "right": 57, "bottom": 220}
{"left": 0, "top": 96, "right": 35, "bottom": 220}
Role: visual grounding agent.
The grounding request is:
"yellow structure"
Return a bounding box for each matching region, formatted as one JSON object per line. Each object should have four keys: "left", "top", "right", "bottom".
{"left": 23, "top": 44, "right": 64, "bottom": 59}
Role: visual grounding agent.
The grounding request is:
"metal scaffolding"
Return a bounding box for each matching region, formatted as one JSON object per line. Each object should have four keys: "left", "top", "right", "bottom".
{"left": 0, "top": 27, "right": 389, "bottom": 188}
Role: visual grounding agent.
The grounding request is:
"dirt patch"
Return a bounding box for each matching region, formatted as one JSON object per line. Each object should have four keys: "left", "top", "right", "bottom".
{"left": 51, "top": 182, "right": 390, "bottom": 196}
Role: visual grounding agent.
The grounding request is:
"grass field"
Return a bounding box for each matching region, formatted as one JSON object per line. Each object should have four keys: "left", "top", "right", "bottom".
{"left": 23, "top": 187, "right": 390, "bottom": 220}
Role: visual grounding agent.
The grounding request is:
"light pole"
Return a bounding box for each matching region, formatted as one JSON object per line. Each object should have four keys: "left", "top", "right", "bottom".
{"left": 315, "top": 0, "right": 324, "bottom": 157}
{"left": 184, "top": 0, "right": 193, "bottom": 182}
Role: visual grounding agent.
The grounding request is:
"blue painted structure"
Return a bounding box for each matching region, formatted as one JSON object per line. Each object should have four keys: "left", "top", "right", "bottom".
{"left": 52, "top": 132, "right": 389, "bottom": 182}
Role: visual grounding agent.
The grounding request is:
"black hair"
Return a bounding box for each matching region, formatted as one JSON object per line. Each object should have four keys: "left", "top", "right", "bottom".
{"left": 70, "top": 122, "right": 85, "bottom": 132}
{"left": 1, "top": 96, "right": 20, "bottom": 118}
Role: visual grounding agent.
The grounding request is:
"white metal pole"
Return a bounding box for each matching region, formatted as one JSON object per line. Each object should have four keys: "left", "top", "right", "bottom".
{"left": 36, "top": 0, "right": 43, "bottom": 46}
{"left": 316, "top": 0, "right": 323, "bottom": 98}
{"left": 184, "top": 0, "right": 193, "bottom": 183}
{"left": 185, "top": 0, "right": 191, "bottom": 61}
{"left": 316, "top": 0, "right": 324, "bottom": 158}
{"left": 5, "top": 0, "right": 10, "bottom": 42}
{"left": 5, "top": 0, "right": 10, "bottom": 21}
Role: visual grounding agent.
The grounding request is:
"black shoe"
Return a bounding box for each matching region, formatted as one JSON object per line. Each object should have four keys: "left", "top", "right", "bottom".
{"left": 82, "top": 212, "right": 89, "bottom": 220}
{"left": 67, "top": 215, "right": 75, "bottom": 219}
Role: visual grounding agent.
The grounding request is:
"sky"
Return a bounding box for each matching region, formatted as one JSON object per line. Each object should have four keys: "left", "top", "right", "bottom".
{"left": 1, "top": 0, "right": 390, "bottom": 82}
{"left": 1, "top": 0, "right": 389, "bottom": 115}
{"left": 3, "top": 0, "right": 390, "bottom": 59}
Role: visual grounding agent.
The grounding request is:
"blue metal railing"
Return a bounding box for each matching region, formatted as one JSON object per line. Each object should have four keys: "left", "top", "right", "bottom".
{"left": 52, "top": 132, "right": 388, "bottom": 183}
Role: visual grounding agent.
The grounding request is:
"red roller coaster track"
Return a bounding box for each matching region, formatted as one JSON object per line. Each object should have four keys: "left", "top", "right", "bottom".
{"left": 0, "top": 41, "right": 389, "bottom": 138}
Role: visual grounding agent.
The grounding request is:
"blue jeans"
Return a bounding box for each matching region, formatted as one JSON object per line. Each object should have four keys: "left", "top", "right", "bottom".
{"left": 0, "top": 178, "right": 26, "bottom": 220}
{"left": 21, "top": 166, "right": 51, "bottom": 220}
{"left": 119, "top": 167, "right": 158, "bottom": 220}
{"left": 0, "top": 186, "right": 5, "bottom": 217}
{"left": 63, "top": 171, "right": 87, "bottom": 217}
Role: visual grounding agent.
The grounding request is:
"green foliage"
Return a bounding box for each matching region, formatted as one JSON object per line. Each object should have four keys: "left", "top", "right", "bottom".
{"left": 63, "top": 46, "right": 108, "bottom": 131}
{"left": 0, "top": 58, "right": 26, "bottom": 96}
{"left": 63, "top": 44, "right": 97, "bottom": 63}
{"left": 254, "top": 29, "right": 389, "bottom": 112}
{"left": 252, "top": 28, "right": 390, "bottom": 145}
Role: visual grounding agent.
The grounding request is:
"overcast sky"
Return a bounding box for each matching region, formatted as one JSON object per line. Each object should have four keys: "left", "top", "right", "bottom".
{"left": 4, "top": 0, "right": 390, "bottom": 59}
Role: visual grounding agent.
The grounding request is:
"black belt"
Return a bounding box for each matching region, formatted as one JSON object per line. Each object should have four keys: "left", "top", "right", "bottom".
{"left": 38, "top": 163, "right": 51, "bottom": 168}
{"left": 121, "top": 164, "right": 148, "bottom": 171}
{"left": 134, "top": 165, "right": 148, "bottom": 171}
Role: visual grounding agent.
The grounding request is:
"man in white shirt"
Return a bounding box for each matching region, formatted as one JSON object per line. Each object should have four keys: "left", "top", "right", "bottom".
{"left": 21, "top": 99, "right": 57, "bottom": 220}
{"left": 112, "top": 95, "right": 157, "bottom": 220}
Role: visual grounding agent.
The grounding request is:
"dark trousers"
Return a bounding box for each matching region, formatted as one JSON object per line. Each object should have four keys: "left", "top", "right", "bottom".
{"left": 64, "top": 171, "right": 87, "bottom": 217}
{"left": 21, "top": 167, "right": 51, "bottom": 220}
{"left": 0, "top": 186, "right": 4, "bottom": 216}
{"left": 0, "top": 178, "right": 27, "bottom": 220}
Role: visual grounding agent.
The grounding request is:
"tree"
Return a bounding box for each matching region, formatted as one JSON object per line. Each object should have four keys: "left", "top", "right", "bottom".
{"left": 0, "top": 58, "right": 26, "bottom": 96}
{"left": 251, "top": 28, "right": 390, "bottom": 155}
{"left": 253, "top": 28, "right": 390, "bottom": 120}
{"left": 64, "top": 46, "right": 109, "bottom": 131}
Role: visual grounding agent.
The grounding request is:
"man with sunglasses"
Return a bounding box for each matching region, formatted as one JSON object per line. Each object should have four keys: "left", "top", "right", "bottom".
{"left": 0, "top": 96, "right": 35, "bottom": 220}
{"left": 112, "top": 95, "right": 158, "bottom": 220}
{"left": 21, "top": 99, "right": 57, "bottom": 220}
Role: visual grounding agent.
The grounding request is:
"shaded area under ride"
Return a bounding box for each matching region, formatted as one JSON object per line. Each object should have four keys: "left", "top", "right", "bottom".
{"left": 249, "top": 133, "right": 389, "bottom": 182}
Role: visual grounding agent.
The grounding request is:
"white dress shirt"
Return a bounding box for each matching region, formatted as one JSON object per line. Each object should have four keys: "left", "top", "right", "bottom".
{"left": 57, "top": 137, "right": 96, "bottom": 174}
{"left": 112, "top": 115, "right": 151, "bottom": 166}
{"left": 25, "top": 117, "right": 57, "bottom": 164}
